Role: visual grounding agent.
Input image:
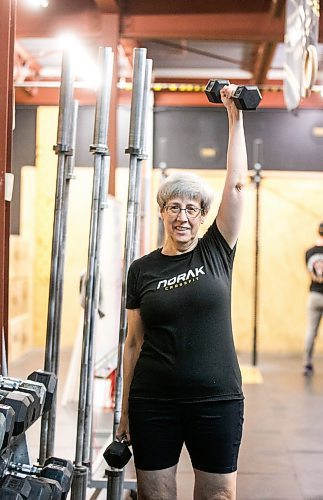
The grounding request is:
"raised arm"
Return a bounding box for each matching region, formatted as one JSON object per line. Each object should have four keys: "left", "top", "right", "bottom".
{"left": 216, "top": 84, "right": 248, "bottom": 248}
{"left": 116, "top": 308, "right": 144, "bottom": 442}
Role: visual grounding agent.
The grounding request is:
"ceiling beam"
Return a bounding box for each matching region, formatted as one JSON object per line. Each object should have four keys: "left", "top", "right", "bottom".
{"left": 16, "top": 8, "right": 102, "bottom": 38}
{"left": 94, "top": 0, "right": 120, "bottom": 14}
{"left": 153, "top": 89, "right": 323, "bottom": 109}
{"left": 15, "top": 86, "right": 97, "bottom": 106}
{"left": 97, "top": 0, "right": 282, "bottom": 16}
{"left": 251, "top": 0, "right": 285, "bottom": 84}
{"left": 252, "top": 41, "right": 277, "bottom": 84}
{"left": 14, "top": 41, "right": 42, "bottom": 79}
{"left": 119, "top": 38, "right": 139, "bottom": 68}
{"left": 120, "top": 13, "right": 285, "bottom": 41}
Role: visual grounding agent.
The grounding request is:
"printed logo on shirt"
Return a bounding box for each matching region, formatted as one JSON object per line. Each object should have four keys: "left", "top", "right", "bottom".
{"left": 156, "top": 266, "right": 206, "bottom": 291}
{"left": 308, "top": 253, "right": 323, "bottom": 277}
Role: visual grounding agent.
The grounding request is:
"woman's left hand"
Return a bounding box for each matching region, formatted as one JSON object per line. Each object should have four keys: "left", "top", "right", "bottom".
{"left": 220, "top": 84, "right": 239, "bottom": 115}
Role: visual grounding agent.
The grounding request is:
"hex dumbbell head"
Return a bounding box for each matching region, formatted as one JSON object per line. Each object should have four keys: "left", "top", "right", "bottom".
{"left": 0, "top": 390, "right": 33, "bottom": 436}
{"left": 24, "top": 477, "right": 52, "bottom": 500}
{"left": 28, "top": 370, "right": 57, "bottom": 413}
{"left": 205, "top": 79, "right": 230, "bottom": 103}
{"left": 233, "top": 85, "right": 262, "bottom": 110}
{"left": 36, "top": 478, "right": 62, "bottom": 500}
{"left": 40, "top": 457, "right": 74, "bottom": 496}
{"left": 103, "top": 440, "right": 132, "bottom": 469}
{"left": 0, "top": 404, "right": 16, "bottom": 450}
{"left": 0, "top": 474, "right": 31, "bottom": 499}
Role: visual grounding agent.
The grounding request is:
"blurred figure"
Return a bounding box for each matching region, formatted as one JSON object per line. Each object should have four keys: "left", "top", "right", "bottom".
{"left": 303, "top": 222, "right": 323, "bottom": 376}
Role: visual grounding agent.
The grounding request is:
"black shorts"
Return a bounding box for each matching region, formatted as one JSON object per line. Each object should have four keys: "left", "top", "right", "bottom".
{"left": 128, "top": 398, "right": 244, "bottom": 474}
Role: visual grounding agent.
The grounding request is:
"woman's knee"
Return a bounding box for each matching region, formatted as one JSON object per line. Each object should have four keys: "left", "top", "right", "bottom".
{"left": 136, "top": 466, "right": 177, "bottom": 500}
{"left": 193, "top": 469, "right": 236, "bottom": 500}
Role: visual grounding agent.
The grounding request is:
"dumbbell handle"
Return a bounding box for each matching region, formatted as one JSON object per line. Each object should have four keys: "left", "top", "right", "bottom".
{"left": 8, "top": 462, "right": 40, "bottom": 475}
{"left": 205, "top": 79, "right": 262, "bottom": 110}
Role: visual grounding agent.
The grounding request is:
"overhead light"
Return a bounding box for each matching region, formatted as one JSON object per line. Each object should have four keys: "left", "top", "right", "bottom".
{"left": 200, "top": 147, "right": 217, "bottom": 158}
{"left": 57, "top": 34, "right": 100, "bottom": 88}
{"left": 23, "top": 0, "right": 49, "bottom": 8}
{"left": 312, "top": 126, "right": 323, "bottom": 138}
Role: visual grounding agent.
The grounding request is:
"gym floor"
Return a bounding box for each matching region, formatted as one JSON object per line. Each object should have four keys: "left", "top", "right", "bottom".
{"left": 10, "top": 350, "right": 323, "bottom": 500}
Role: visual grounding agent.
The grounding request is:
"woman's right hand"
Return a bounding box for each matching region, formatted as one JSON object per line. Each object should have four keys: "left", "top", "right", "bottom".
{"left": 116, "top": 413, "right": 131, "bottom": 444}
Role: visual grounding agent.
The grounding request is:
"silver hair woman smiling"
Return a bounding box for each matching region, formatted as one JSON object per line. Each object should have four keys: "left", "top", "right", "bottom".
{"left": 117, "top": 83, "right": 248, "bottom": 500}
{"left": 157, "top": 172, "right": 214, "bottom": 216}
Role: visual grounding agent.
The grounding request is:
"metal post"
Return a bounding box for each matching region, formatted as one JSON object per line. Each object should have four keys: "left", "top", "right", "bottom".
{"left": 113, "top": 48, "right": 147, "bottom": 441}
{"left": 132, "top": 59, "right": 153, "bottom": 261}
{"left": 39, "top": 50, "right": 75, "bottom": 465}
{"left": 71, "top": 46, "right": 114, "bottom": 500}
{"left": 251, "top": 138, "right": 263, "bottom": 366}
{"left": 46, "top": 100, "right": 79, "bottom": 457}
{"left": 108, "top": 47, "right": 150, "bottom": 500}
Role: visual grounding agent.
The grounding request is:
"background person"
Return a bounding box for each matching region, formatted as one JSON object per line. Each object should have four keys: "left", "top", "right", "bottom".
{"left": 303, "top": 222, "right": 323, "bottom": 376}
{"left": 117, "top": 84, "right": 248, "bottom": 500}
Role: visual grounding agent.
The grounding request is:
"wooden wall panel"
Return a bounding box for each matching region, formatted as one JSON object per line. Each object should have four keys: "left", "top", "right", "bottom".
{"left": 134, "top": 168, "right": 323, "bottom": 356}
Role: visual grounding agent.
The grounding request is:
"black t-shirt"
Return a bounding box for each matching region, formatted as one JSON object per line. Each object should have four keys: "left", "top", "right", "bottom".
{"left": 126, "top": 221, "right": 243, "bottom": 402}
{"left": 305, "top": 245, "right": 323, "bottom": 294}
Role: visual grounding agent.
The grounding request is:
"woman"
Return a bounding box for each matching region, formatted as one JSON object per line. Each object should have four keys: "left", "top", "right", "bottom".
{"left": 117, "top": 84, "right": 248, "bottom": 500}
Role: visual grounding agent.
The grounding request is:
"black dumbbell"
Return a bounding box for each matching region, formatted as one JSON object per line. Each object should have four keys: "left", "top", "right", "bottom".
{"left": 28, "top": 370, "right": 57, "bottom": 413}
{"left": 0, "top": 473, "right": 54, "bottom": 500}
{"left": 103, "top": 440, "right": 132, "bottom": 469}
{"left": 0, "top": 404, "right": 15, "bottom": 450}
{"left": 24, "top": 476, "right": 52, "bottom": 499}
{"left": 205, "top": 79, "right": 262, "bottom": 110}
{"left": 0, "top": 376, "right": 46, "bottom": 422}
{"left": 0, "top": 474, "right": 31, "bottom": 499}
{"left": 40, "top": 457, "right": 74, "bottom": 498}
{"left": 0, "top": 390, "right": 34, "bottom": 436}
{"left": 0, "top": 414, "right": 5, "bottom": 452}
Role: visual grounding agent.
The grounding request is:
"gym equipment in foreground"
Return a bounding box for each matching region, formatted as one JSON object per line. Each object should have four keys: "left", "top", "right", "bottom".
{"left": 106, "top": 47, "right": 152, "bottom": 500}
{"left": 0, "top": 371, "right": 72, "bottom": 499}
{"left": 205, "top": 79, "right": 262, "bottom": 110}
{"left": 39, "top": 46, "right": 79, "bottom": 465}
{"left": 71, "top": 46, "right": 114, "bottom": 500}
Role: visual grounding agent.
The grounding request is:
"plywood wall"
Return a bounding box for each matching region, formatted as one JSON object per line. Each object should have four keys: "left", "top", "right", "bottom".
{"left": 9, "top": 103, "right": 323, "bottom": 359}
{"left": 116, "top": 167, "right": 323, "bottom": 355}
{"left": 12, "top": 107, "right": 123, "bottom": 355}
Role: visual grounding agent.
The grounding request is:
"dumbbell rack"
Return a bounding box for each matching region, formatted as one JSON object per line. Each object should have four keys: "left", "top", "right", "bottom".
{"left": 0, "top": 370, "right": 74, "bottom": 498}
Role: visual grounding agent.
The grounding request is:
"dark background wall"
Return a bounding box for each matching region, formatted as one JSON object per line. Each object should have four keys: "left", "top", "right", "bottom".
{"left": 12, "top": 105, "right": 323, "bottom": 234}
{"left": 12, "top": 107, "right": 37, "bottom": 235}
{"left": 154, "top": 108, "right": 323, "bottom": 171}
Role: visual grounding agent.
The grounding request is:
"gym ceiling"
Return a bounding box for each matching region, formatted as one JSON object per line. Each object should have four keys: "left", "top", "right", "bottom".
{"left": 14, "top": 0, "right": 323, "bottom": 108}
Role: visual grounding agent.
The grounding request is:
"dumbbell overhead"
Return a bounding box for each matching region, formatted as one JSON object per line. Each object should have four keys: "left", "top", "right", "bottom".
{"left": 205, "top": 79, "right": 262, "bottom": 110}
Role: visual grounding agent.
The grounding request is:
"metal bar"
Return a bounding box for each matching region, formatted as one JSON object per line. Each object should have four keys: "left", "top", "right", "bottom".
{"left": 252, "top": 138, "right": 263, "bottom": 367}
{"left": 72, "top": 47, "right": 113, "bottom": 500}
{"left": 109, "top": 47, "right": 149, "bottom": 500}
{"left": 39, "top": 50, "right": 74, "bottom": 465}
{"left": 113, "top": 48, "right": 147, "bottom": 440}
{"left": 131, "top": 59, "right": 153, "bottom": 261}
{"left": 83, "top": 154, "right": 111, "bottom": 465}
{"left": 128, "top": 48, "right": 147, "bottom": 152}
{"left": 46, "top": 100, "right": 79, "bottom": 457}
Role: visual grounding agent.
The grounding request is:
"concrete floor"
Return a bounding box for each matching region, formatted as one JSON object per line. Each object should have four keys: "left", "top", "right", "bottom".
{"left": 8, "top": 349, "right": 323, "bottom": 500}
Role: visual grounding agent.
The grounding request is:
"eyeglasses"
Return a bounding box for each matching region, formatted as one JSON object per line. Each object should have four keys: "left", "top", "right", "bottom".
{"left": 164, "top": 204, "right": 202, "bottom": 219}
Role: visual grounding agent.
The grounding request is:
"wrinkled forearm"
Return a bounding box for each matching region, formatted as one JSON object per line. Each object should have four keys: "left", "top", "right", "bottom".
{"left": 121, "top": 341, "right": 142, "bottom": 415}
{"left": 226, "top": 108, "right": 248, "bottom": 189}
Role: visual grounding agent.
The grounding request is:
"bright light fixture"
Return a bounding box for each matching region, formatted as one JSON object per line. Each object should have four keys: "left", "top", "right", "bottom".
{"left": 57, "top": 34, "right": 100, "bottom": 88}
{"left": 23, "top": 0, "right": 49, "bottom": 8}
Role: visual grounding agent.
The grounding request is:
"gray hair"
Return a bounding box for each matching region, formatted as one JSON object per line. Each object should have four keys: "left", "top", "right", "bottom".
{"left": 157, "top": 172, "right": 214, "bottom": 215}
